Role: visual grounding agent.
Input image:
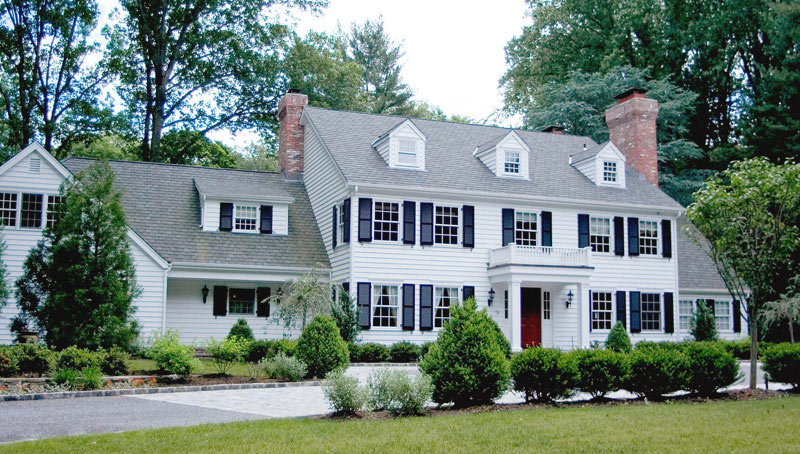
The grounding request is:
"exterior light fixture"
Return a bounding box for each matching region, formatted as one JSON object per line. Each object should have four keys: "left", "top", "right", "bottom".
{"left": 566, "top": 290, "right": 574, "bottom": 309}
{"left": 488, "top": 288, "right": 496, "bottom": 306}
{"left": 202, "top": 285, "right": 210, "bottom": 304}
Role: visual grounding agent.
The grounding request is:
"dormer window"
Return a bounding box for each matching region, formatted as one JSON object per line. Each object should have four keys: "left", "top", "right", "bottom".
{"left": 234, "top": 205, "right": 258, "bottom": 232}
{"left": 504, "top": 150, "right": 520, "bottom": 174}
{"left": 372, "top": 119, "right": 427, "bottom": 170}
{"left": 602, "top": 161, "right": 617, "bottom": 182}
{"left": 397, "top": 139, "right": 417, "bottom": 166}
{"left": 474, "top": 131, "right": 530, "bottom": 179}
{"left": 570, "top": 142, "right": 626, "bottom": 188}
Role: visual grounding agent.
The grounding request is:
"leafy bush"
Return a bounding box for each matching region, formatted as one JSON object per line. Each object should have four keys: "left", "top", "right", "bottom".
{"left": 627, "top": 347, "right": 689, "bottom": 400}
{"left": 227, "top": 318, "right": 254, "bottom": 341}
{"left": 0, "top": 350, "right": 18, "bottom": 377}
{"left": 356, "top": 343, "right": 390, "bottom": 363}
{"left": 323, "top": 370, "right": 368, "bottom": 415}
{"left": 685, "top": 342, "right": 739, "bottom": 396}
{"left": 691, "top": 302, "right": 718, "bottom": 341}
{"left": 102, "top": 347, "right": 131, "bottom": 376}
{"left": 11, "top": 343, "right": 51, "bottom": 376}
{"left": 570, "top": 349, "right": 628, "bottom": 399}
{"left": 246, "top": 340, "right": 274, "bottom": 363}
{"left": 367, "top": 368, "right": 431, "bottom": 416}
{"left": 57, "top": 346, "right": 104, "bottom": 372}
{"left": 206, "top": 336, "right": 250, "bottom": 375}
{"left": 148, "top": 330, "right": 198, "bottom": 378}
{"left": 419, "top": 299, "right": 510, "bottom": 407}
{"left": 275, "top": 339, "right": 298, "bottom": 357}
{"left": 606, "top": 322, "right": 632, "bottom": 353}
{"left": 634, "top": 341, "right": 689, "bottom": 353}
{"left": 263, "top": 352, "right": 307, "bottom": 382}
{"left": 53, "top": 367, "right": 79, "bottom": 387}
{"left": 389, "top": 341, "right": 421, "bottom": 363}
{"left": 295, "top": 315, "right": 349, "bottom": 378}
{"left": 762, "top": 343, "right": 800, "bottom": 389}
{"left": 511, "top": 347, "right": 576, "bottom": 403}
{"left": 79, "top": 366, "right": 103, "bottom": 390}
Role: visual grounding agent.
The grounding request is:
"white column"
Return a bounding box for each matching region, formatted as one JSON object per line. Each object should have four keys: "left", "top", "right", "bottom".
{"left": 510, "top": 280, "right": 522, "bottom": 352}
{"left": 577, "top": 280, "right": 591, "bottom": 348}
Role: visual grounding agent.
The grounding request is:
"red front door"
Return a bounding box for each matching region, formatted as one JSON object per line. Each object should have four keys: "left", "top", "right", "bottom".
{"left": 521, "top": 288, "right": 542, "bottom": 348}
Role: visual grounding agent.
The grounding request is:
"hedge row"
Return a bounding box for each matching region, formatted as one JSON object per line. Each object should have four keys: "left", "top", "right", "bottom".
{"left": 348, "top": 341, "right": 432, "bottom": 363}
{"left": 0, "top": 344, "right": 131, "bottom": 377}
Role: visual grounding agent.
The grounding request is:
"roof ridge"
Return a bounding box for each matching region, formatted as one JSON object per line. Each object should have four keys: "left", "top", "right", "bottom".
{"left": 61, "top": 156, "right": 284, "bottom": 176}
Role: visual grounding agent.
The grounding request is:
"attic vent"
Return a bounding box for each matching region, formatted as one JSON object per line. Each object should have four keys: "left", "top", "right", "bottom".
{"left": 29, "top": 157, "right": 40, "bottom": 173}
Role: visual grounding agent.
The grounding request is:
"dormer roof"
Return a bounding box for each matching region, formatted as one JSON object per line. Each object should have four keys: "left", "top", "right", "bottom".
{"left": 371, "top": 118, "right": 426, "bottom": 147}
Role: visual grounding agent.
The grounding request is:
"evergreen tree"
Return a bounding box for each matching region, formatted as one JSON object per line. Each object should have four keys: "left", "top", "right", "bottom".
{"left": 606, "top": 321, "right": 632, "bottom": 353}
{"left": 14, "top": 162, "right": 141, "bottom": 350}
{"left": 690, "top": 302, "right": 718, "bottom": 342}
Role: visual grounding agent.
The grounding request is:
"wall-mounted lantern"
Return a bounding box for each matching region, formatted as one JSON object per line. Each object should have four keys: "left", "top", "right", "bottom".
{"left": 488, "top": 288, "right": 496, "bottom": 306}
{"left": 202, "top": 285, "right": 210, "bottom": 304}
{"left": 565, "top": 290, "right": 574, "bottom": 309}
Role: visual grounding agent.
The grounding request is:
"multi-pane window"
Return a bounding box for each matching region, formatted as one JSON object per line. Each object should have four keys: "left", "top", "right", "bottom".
{"left": 504, "top": 290, "right": 509, "bottom": 319}
{"left": 715, "top": 301, "right": 731, "bottom": 331}
{"left": 603, "top": 161, "right": 617, "bottom": 182}
{"left": 46, "top": 195, "right": 63, "bottom": 229}
{"left": 515, "top": 212, "right": 537, "bottom": 246}
{"left": 434, "top": 206, "right": 458, "bottom": 245}
{"left": 679, "top": 300, "right": 694, "bottom": 330}
{"left": 543, "top": 291, "right": 551, "bottom": 320}
{"left": 641, "top": 293, "right": 661, "bottom": 330}
{"left": 639, "top": 220, "right": 659, "bottom": 255}
{"left": 592, "top": 291, "right": 613, "bottom": 330}
{"left": 337, "top": 202, "right": 346, "bottom": 245}
{"left": 434, "top": 287, "right": 458, "bottom": 328}
{"left": 504, "top": 150, "right": 520, "bottom": 174}
{"left": 372, "top": 285, "right": 399, "bottom": 327}
{"left": 397, "top": 139, "right": 417, "bottom": 166}
{"left": 0, "top": 193, "right": 17, "bottom": 227}
{"left": 373, "top": 202, "right": 399, "bottom": 241}
{"left": 234, "top": 205, "right": 258, "bottom": 231}
{"left": 590, "top": 217, "right": 611, "bottom": 253}
{"left": 20, "top": 193, "right": 42, "bottom": 228}
{"left": 228, "top": 288, "right": 255, "bottom": 314}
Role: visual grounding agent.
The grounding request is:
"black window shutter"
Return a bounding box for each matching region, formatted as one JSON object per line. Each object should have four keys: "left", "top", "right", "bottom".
{"left": 402, "top": 284, "right": 415, "bottom": 331}
{"left": 541, "top": 211, "right": 552, "bottom": 247}
{"left": 420, "top": 203, "right": 434, "bottom": 245}
{"left": 256, "top": 287, "right": 271, "bottom": 317}
{"left": 463, "top": 285, "right": 475, "bottom": 301}
{"left": 502, "top": 208, "right": 515, "bottom": 246}
{"left": 706, "top": 299, "right": 715, "bottom": 314}
{"left": 462, "top": 205, "right": 475, "bottom": 248}
{"left": 614, "top": 216, "right": 625, "bottom": 256}
{"left": 628, "top": 217, "right": 640, "bottom": 256}
{"left": 403, "top": 201, "right": 416, "bottom": 244}
{"left": 342, "top": 198, "right": 351, "bottom": 243}
{"left": 357, "top": 282, "right": 371, "bottom": 329}
{"left": 331, "top": 205, "right": 337, "bottom": 248}
{"left": 588, "top": 289, "right": 593, "bottom": 332}
{"left": 219, "top": 203, "right": 233, "bottom": 231}
{"left": 733, "top": 299, "right": 741, "bottom": 332}
{"left": 664, "top": 292, "right": 674, "bottom": 333}
{"left": 662, "top": 220, "right": 672, "bottom": 258}
{"left": 420, "top": 284, "right": 433, "bottom": 330}
{"left": 213, "top": 286, "right": 228, "bottom": 316}
{"left": 342, "top": 282, "right": 349, "bottom": 294}
{"left": 578, "top": 214, "right": 590, "bottom": 248}
{"left": 260, "top": 205, "right": 273, "bottom": 234}
{"left": 358, "top": 198, "right": 372, "bottom": 242}
{"left": 629, "top": 291, "right": 641, "bottom": 333}
{"left": 616, "top": 291, "right": 626, "bottom": 328}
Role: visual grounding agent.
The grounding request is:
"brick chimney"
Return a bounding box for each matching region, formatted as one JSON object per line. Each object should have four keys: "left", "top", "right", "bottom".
{"left": 278, "top": 90, "right": 308, "bottom": 177}
{"left": 605, "top": 88, "right": 659, "bottom": 186}
{"left": 542, "top": 126, "right": 564, "bottom": 135}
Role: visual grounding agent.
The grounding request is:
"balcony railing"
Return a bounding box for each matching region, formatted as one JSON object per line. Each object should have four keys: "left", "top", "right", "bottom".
{"left": 488, "top": 244, "right": 592, "bottom": 268}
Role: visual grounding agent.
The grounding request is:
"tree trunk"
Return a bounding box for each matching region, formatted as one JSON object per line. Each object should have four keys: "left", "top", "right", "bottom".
{"left": 790, "top": 322, "right": 795, "bottom": 344}
{"left": 749, "top": 298, "right": 758, "bottom": 390}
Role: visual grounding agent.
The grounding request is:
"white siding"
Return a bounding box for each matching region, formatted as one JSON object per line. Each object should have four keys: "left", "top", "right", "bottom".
{"left": 574, "top": 158, "right": 595, "bottom": 183}
{"left": 129, "top": 239, "right": 167, "bottom": 341}
{"left": 201, "top": 198, "right": 289, "bottom": 235}
{"left": 676, "top": 291, "right": 746, "bottom": 342}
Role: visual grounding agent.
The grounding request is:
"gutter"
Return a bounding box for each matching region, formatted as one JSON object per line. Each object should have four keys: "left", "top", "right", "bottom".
{"left": 169, "top": 262, "right": 330, "bottom": 274}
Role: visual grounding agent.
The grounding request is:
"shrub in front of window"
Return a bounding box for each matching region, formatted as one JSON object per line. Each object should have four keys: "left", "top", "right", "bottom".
{"left": 295, "top": 315, "right": 349, "bottom": 378}
{"left": 685, "top": 342, "right": 739, "bottom": 396}
{"left": 511, "top": 347, "right": 577, "bottom": 403}
{"left": 206, "top": 336, "right": 250, "bottom": 375}
{"left": 570, "top": 349, "right": 629, "bottom": 399}
{"left": 56, "top": 346, "right": 104, "bottom": 372}
{"left": 626, "top": 348, "right": 689, "bottom": 400}
{"left": 419, "top": 299, "right": 510, "bottom": 407}
{"left": 762, "top": 343, "right": 800, "bottom": 389}
{"left": 605, "top": 322, "right": 632, "bottom": 353}
{"left": 0, "top": 350, "right": 19, "bottom": 377}
{"left": 719, "top": 338, "right": 752, "bottom": 360}
{"left": 330, "top": 289, "right": 360, "bottom": 344}
{"left": 11, "top": 343, "right": 52, "bottom": 376}
{"left": 367, "top": 368, "right": 432, "bottom": 416}
{"left": 102, "top": 347, "right": 131, "bottom": 376}
{"left": 347, "top": 342, "right": 362, "bottom": 362}
{"left": 419, "top": 342, "right": 435, "bottom": 359}
{"left": 634, "top": 340, "right": 690, "bottom": 353}
{"left": 148, "top": 330, "right": 199, "bottom": 379}
{"left": 227, "top": 318, "right": 254, "bottom": 341}
{"left": 355, "top": 343, "right": 390, "bottom": 363}
{"left": 245, "top": 340, "right": 274, "bottom": 363}
{"left": 389, "top": 341, "right": 421, "bottom": 363}
{"left": 323, "top": 370, "right": 368, "bottom": 416}
{"left": 262, "top": 352, "right": 307, "bottom": 382}
{"left": 691, "top": 302, "right": 718, "bottom": 342}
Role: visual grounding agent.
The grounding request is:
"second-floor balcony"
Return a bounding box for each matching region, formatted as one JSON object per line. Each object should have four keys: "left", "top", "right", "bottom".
{"left": 488, "top": 244, "right": 593, "bottom": 269}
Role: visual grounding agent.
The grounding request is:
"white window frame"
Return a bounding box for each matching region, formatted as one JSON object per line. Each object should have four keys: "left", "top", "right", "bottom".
{"left": 0, "top": 191, "right": 58, "bottom": 231}
{"left": 514, "top": 211, "right": 537, "bottom": 246}
{"left": 336, "top": 201, "right": 346, "bottom": 245}
{"left": 434, "top": 286, "right": 459, "bottom": 328}
{"left": 20, "top": 193, "right": 43, "bottom": 229}
{"left": 589, "top": 216, "right": 611, "bottom": 253}
{"left": 503, "top": 149, "right": 520, "bottom": 175}
{"left": 638, "top": 219, "right": 659, "bottom": 256}
{"left": 602, "top": 161, "right": 617, "bottom": 183}
{"left": 592, "top": 291, "right": 614, "bottom": 331}
{"left": 373, "top": 201, "right": 400, "bottom": 242}
{"left": 678, "top": 299, "right": 694, "bottom": 331}
{"left": 543, "top": 290, "right": 551, "bottom": 320}
{"left": 397, "top": 139, "right": 418, "bottom": 167}
{"left": 0, "top": 192, "right": 18, "bottom": 227}
{"left": 434, "top": 205, "right": 459, "bottom": 245}
{"left": 372, "top": 284, "right": 400, "bottom": 328}
{"left": 228, "top": 287, "right": 256, "bottom": 315}
{"left": 715, "top": 300, "right": 731, "bottom": 331}
{"left": 46, "top": 195, "right": 63, "bottom": 229}
{"left": 233, "top": 204, "right": 259, "bottom": 233}
{"left": 641, "top": 292, "right": 662, "bottom": 331}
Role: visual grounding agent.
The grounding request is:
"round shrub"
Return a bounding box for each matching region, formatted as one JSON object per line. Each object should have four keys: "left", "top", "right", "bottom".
{"left": 685, "top": 342, "right": 739, "bottom": 396}
{"left": 275, "top": 339, "right": 298, "bottom": 357}
{"left": 0, "top": 350, "right": 19, "bottom": 377}
{"left": 148, "top": 330, "right": 199, "bottom": 378}
{"left": 570, "top": 349, "right": 628, "bottom": 399}
{"left": 367, "top": 368, "right": 432, "bottom": 416}
{"left": 227, "top": 318, "right": 254, "bottom": 341}
{"left": 627, "top": 347, "right": 689, "bottom": 400}
{"left": 606, "top": 322, "right": 632, "bottom": 353}
{"left": 419, "top": 299, "right": 510, "bottom": 407}
{"left": 246, "top": 340, "right": 275, "bottom": 363}
{"left": 762, "top": 343, "right": 800, "bottom": 389}
{"left": 12, "top": 343, "right": 52, "bottom": 376}
{"left": 323, "top": 370, "right": 368, "bottom": 416}
{"left": 102, "top": 347, "right": 131, "bottom": 375}
{"left": 511, "top": 347, "right": 576, "bottom": 403}
{"left": 207, "top": 336, "right": 250, "bottom": 375}
{"left": 347, "top": 342, "right": 363, "bottom": 362}
{"left": 389, "top": 341, "right": 421, "bottom": 363}
{"left": 357, "top": 343, "right": 390, "bottom": 363}
{"left": 295, "top": 315, "right": 349, "bottom": 378}
{"left": 57, "top": 346, "right": 104, "bottom": 372}
{"left": 262, "top": 352, "right": 307, "bottom": 381}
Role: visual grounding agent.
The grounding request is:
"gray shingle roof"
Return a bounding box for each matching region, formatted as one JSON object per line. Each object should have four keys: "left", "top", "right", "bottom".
{"left": 193, "top": 176, "right": 294, "bottom": 202}
{"left": 304, "top": 107, "right": 682, "bottom": 209}
{"left": 569, "top": 141, "right": 607, "bottom": 163}
{"left": 677, "top": 216, "right": 727, "bottom": 291}
{"left": 474, "top": 132, "right": 512, "bottom": 154}
{"left": 61, "top": 158, "right": 329, "bottom": 270}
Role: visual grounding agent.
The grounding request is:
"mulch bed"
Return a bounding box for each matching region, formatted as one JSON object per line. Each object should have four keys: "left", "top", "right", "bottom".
{"left": 153, "top": 374, "right": 280, "bottom": 387}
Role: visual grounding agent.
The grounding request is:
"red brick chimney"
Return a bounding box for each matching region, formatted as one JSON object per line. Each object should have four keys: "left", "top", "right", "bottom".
{"left": 542, "top": 126, "right": 564, "bottom": 135}
{"left": 605, "top": 88, "right": 659, "bottom": 186}
{"left": 278, "top": 90, "right": 308, "bottom": 177}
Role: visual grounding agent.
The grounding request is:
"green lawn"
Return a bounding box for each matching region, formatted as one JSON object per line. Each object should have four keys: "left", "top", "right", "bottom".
{"left": 7, "top": 396, "right": 800, "bottom": 453}
{"left": 129, "top": 358, "right": 251, "bottom": 376}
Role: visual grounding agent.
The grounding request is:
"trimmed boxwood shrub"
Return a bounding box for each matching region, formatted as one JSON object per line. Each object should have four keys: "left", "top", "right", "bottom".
{"left": 511, "top": 347, "right": 576, "bottom": 403}
{"left": 358, "top": 343, "right": 390, "bottom": 362}
{"left": 419, "top": 299, "right": 510, "bottom": 407}
{"left": 57, "top": 346, "right": 104, "bottom": 372}
{"left": 12, "top": 343, "right": 52, "bottom": 376}
{"left": 762, "top": 343, "right": 800, "bottom": 389}
{"left": 347, "top": 342, "right": 362, "bottom": 362}
{"left": 720, "top": 338, "right": 752, "bottom": 360}
{"left": 102, "top": 347, "right": 131, "bottom": 375}
{"left": 389, "top": 341, "right": 421, "bottom": 363}
{"left": 420, "top": 342, "right": 434, "bottom": 359}
{"left": 570, "top": 349, "right": 628, "bottom": 399}
{"left": 685, "top": 342, "right": 739, "bottom": 396}
{"left": 606, "top": 322, "right": 632, "bottom": 353}
{"left": 227, "top": 318, "right": 254, "bottom": 341}
{"left": 627, "top": 347, "right": 688, "bottom": 400}
{"left": 295, "top": 315, "right": 349, "bottom": 378}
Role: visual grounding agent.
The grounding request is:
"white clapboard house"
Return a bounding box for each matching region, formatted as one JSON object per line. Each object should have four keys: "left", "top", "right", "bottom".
{"left": 0, "top": 89, "right": 745, "bottom": 350}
